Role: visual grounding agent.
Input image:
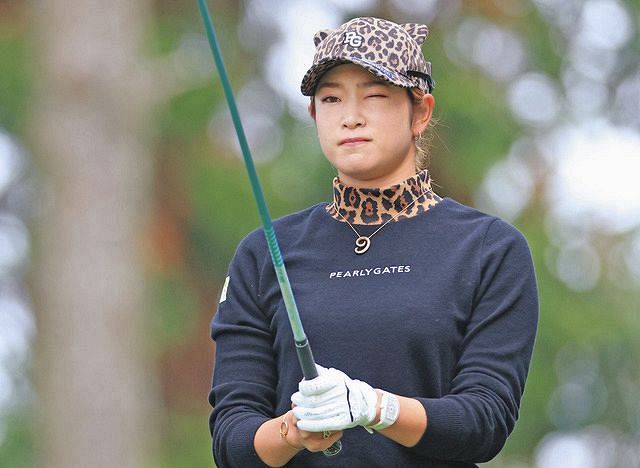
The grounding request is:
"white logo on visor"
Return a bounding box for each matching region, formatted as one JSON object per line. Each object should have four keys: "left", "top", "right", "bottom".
{"left": 343, "top": 32, "right": 364, "bottom": 48}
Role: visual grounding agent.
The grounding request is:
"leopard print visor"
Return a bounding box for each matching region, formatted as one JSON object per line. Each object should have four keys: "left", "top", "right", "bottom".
{"left": 301, "top": 17, "right": 434, "bottom": 96}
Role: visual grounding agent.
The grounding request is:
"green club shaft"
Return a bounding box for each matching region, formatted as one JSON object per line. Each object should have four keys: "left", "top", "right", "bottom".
{"left": 196, "top": 0, "right": 319, "bottom": 380}
{"left": 198, "top": 5, "right": 343, "bottom": 455}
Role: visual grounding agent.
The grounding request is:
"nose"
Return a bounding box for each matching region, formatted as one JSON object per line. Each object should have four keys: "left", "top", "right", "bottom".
{"left": 341, "top": 104, "right": 365, "bottom": 129}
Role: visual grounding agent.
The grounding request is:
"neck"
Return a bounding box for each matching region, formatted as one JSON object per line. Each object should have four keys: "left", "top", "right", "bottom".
{"left": 327, "top": 169, "right": 441, "bottom": 225}
{"left": 336, "top": 158, "right": 420, "bottom": 189}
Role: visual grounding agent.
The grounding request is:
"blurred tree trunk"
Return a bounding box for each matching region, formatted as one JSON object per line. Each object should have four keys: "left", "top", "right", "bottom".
{"left": 29, "top": 1, "right": 158, "bottom": 466}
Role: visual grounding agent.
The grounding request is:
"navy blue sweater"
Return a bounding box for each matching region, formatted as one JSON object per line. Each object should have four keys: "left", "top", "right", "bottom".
{"left": 209, "top": 198, "right": 538, "bottom": 467}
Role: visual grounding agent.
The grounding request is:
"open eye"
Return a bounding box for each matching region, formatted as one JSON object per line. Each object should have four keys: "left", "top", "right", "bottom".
{"left": 320, "top": 95, "right": 340, "bottom": 103}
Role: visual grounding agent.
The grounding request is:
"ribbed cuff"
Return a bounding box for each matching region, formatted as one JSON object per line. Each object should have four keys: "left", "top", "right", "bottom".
{"left": 215, "top": 415, "right": 270, "bottom": 467}
{"left": 412, "top": 397, "right": 466, "bottom": 460}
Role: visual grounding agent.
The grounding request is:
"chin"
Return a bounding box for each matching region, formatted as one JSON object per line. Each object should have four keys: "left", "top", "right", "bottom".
{"left": 338, "top": 169, "right": 386, "bottom": 187}
{"left": 334, "top": 158, "right": 376, "bottom": 177}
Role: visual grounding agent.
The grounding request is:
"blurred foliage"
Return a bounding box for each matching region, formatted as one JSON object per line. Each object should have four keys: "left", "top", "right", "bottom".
{"left": 150, "top": 270, "right": 201, "bottom": 348}
{"left": 154, "top": 413, "right": 215, "bottom": 468}
{"left": 424, "top": 31, "right": 520, "bottom": 195}
{"left": 1, "top": 0, "right": 640, "bottom": 466}
{"left": 0, "top": 11, "right": 31, "bottom": 134}
{"left": 0, "top": 409, "right": 36, "bottom": 468}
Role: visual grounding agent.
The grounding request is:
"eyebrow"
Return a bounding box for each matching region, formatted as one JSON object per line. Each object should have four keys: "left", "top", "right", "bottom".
{"left": 315, "top": 79, "right": 388, "bottom": 92}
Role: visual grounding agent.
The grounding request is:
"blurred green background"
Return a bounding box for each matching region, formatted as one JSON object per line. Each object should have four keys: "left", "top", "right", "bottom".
{"left": 1, "top": 0, "right": 639, "bottom": 466}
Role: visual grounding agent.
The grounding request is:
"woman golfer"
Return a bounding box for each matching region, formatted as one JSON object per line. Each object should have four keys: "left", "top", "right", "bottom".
{"left": 209, "top": 16, "right": 538, "bottom": 468}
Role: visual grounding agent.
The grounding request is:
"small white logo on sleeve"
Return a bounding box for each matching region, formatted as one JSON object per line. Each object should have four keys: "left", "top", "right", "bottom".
{"left": 219, "top": 276, "right": 230, "bottom": 303}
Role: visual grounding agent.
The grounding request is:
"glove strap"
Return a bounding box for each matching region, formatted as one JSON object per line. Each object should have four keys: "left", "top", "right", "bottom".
{"left": 368, "top": 391, "right": 400, "bottom": 431}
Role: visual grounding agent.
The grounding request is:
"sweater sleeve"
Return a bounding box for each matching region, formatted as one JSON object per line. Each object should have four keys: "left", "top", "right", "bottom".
{"left": 413, "top": 219, "right": 539, "bottom": 462}
{"left": 208, "top": 235, "right": 275, "bottom": 468}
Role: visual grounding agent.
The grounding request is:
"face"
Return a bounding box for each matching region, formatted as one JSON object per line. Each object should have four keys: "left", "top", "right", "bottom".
{"left": 311, "top": 63, "right": 433, "bottom": 188}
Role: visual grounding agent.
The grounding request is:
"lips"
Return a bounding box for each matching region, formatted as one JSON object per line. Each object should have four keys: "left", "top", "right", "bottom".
{"left": 339, "top": 137, "right": 371, "bottom": 146}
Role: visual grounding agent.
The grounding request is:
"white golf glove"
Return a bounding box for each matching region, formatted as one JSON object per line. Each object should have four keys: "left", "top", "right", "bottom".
{"left": 291, "top": 365, "right": 378, "bottom": 432}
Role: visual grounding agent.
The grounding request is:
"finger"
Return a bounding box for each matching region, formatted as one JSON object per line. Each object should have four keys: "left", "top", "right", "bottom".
{"left": 298, "top": 376, "right": 336, "bottom": 395}
{"left": 324, "top": 430, "right": 343, "bottom": 445}
{"left": 298, "top": 368, "right": 344, "bottom": 395}
{"left": 291, "top": 402, "right": 343, "bottom": 421}
{"left": 290, "top": 391, "right": 306, "bottom": 408}
{"left": 291, "top": 391, "right": 349, "bottom": 408}
{"left": 296, "top": 428, "right": 343, "bottom": 453}
{"left": 291, "top": 387, "right": 344, "bottom": 408}
{"left": 291, "top": 410, "right": 344, "bottom": 440}
{"left": 294, "top": 381, "right": 347, "bottom": 399}
{"left": 296, "top": 415, "right": 349, "bottom": 432}
{"left": 312, "top": 431, "right": 344, "bottom": 453}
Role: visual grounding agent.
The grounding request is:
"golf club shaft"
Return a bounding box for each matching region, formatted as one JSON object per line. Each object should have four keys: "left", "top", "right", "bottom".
{"left": 196, "top": 1, "right": 342, "bottom": 457}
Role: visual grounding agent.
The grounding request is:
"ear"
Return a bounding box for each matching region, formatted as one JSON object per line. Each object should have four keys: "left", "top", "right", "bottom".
{"left": 308, "top": 99, "right": 316, "bottom": 121}
{"left": 412, "top": 93, "right": 435, "bottom": 135}
{"left": 402, "top": 23, "right": 429, "bottom": 45}
{"left": 313, "top": 29, "right": 332, "bottom": 47}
